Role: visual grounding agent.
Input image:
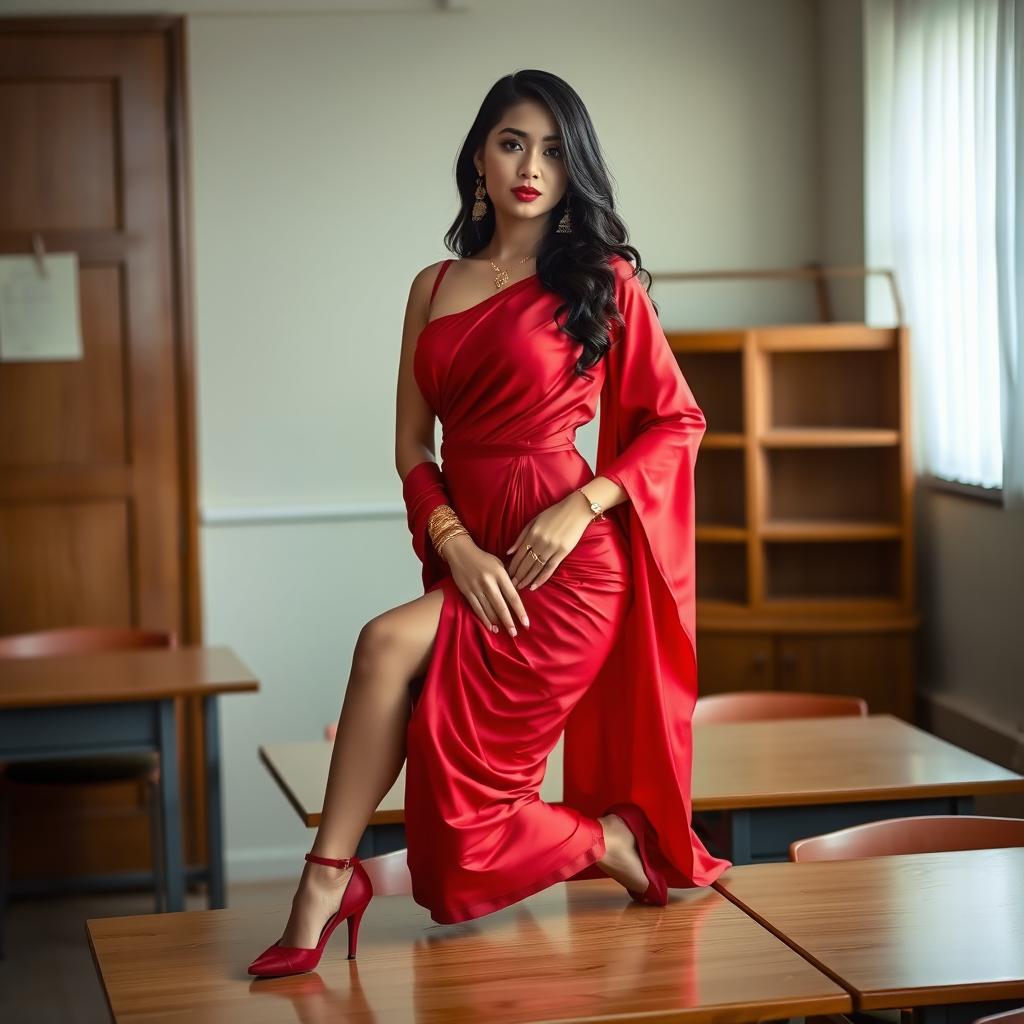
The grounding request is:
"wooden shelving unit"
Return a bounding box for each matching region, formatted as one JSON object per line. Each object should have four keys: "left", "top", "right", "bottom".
{"left": 662, "top": 268, "right": 918, "bottom": 719}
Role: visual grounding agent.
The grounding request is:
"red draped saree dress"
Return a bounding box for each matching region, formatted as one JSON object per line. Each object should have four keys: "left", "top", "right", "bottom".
{"left": 401, "top": 253, "right": 731, "bottom": 925}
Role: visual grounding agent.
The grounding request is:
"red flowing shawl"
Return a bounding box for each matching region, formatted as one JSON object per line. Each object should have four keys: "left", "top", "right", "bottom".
{"left": 402, "top": 255, "right": 731, "bottom": 888}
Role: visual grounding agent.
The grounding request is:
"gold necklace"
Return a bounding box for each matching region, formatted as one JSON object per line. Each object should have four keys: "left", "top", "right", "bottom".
{"left": 487, "top": 254, "right": 534, "bottom": 290}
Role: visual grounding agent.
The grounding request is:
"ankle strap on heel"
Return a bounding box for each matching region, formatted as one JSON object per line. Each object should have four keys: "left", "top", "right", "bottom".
{"left": 305, "top": 852, "right": 358, "bottom": 869}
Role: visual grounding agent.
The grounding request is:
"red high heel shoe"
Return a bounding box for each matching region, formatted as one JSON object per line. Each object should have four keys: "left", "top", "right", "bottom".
{"left": 603, "top": 801, "right": 669, "bottom": 906}
{"left": 248, "top": 853, "right": 373, "bottom": 977}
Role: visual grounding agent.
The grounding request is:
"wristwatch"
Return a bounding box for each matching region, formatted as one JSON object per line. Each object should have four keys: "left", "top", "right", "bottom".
{"left": 579, "top": 487, "right": 606, "bottom": 521}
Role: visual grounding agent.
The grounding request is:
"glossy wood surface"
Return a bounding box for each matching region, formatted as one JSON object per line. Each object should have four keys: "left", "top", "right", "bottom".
{"left": 0, "top": 645, "right": 258, "bottom": 708}
{"left": 86, "top": 879, "right": 852, "bottom": 1023}
{"left": 714, "top": 848, "right": 1024, "bottom": 1009}
{"left": 691, "top": 714, "right": 1024, "bottom": 809}
{"left": 261, "top": 715, "right": 1024, "bottom": 828}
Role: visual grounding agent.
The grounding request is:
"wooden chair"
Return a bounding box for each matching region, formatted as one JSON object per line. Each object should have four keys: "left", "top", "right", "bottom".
{"left": 790, "top": 814, "right": 1024, "bottom": 862}
{"left": 692, "top": 691, "right": 869, "bottom": 725}
{"left": 972, "top": 1009, "right": 1024, "bottom": 1024}
{"left": 361, "top": 848, "right": 412, "bottom": 895}
{"left": 0, "top": 626, "right": 177, "bottom": 958}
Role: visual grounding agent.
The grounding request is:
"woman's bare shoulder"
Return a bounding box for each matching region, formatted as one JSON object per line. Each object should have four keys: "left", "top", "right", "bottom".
{"left": 401, "top": 258, "right": 446, "bottom": 313}
{"left": 414, "top": 257, "right": 458, "bottom": 285}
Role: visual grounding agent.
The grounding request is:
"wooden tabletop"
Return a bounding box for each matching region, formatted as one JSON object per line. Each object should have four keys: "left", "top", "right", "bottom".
{"left": 86, "top": 878, "right": 852, "bottom": 1023}
{"left": 0, "top": 645, "right": 259, "bottom": 708}
{"left": 260, "top": 714, "right": 1024, "bottom": 828}
{"left": 259, "top": 742, "right": 565, "bottom": 829}
{"left": 715, "top": 847, "right": 1024, "bottom": 1010}
{"left": 691, "top": 714, "right": 1024, "bottom": 809}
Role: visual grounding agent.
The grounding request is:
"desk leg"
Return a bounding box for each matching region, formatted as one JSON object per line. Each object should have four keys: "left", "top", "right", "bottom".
{"left": 730, "top": 811, "right": 753, "bottom": 864}
{"left": 157, "top": 699, "right": 185, "bottom": 911}
{"left": 204, "top": 695, "right": 226, "bottom": 909}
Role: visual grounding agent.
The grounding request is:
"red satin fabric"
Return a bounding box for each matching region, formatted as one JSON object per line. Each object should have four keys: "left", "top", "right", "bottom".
{"left": 402, "top": 254, "right": 731, "bottom": 924}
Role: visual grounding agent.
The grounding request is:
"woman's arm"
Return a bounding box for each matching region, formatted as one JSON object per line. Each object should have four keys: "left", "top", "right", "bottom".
{"left": 595, "top": 259, "right": 706, "bottom": 500}
{"left": 395, "top": 262, "right": 445, "bottom": 481}
{"left": 396, "top": 263, "right": 470, "bottom": 586}
{"left": 395, "top": 264, "right": 528, "bottom": 635}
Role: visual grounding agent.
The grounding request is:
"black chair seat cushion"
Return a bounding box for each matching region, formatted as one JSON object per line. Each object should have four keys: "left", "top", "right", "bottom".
{"left": 3, "top": 754, "right": 158, "bottom": 786}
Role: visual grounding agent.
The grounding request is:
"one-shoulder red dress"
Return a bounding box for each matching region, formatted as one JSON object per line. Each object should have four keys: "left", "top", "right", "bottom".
{"left": 402, "top": 253, "right": 731, "bottom": 925}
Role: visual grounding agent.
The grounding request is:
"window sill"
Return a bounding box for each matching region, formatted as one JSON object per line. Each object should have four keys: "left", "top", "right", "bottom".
{"left": 921, "top": 474, "right": 1003, "bottom": 505}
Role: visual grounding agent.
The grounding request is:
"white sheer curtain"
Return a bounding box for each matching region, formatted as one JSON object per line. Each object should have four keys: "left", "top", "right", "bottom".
{"left": 996, "top": 0, "right": 1024, "bottom": 506}
{"left": 882, "top": 0, "right": 1024, "bottom": 506}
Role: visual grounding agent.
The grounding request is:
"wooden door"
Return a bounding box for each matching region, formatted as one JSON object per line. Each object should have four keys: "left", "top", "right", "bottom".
{"left": 0, "top": 17, "right": 201, "bottom": 880}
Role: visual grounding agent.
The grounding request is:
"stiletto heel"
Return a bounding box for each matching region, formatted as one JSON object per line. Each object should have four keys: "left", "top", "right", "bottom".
{"left": 603, "top": 801, "right": 669, "bottom": 906}
{"left": 347, "top": 901, "right": 367, "bottom": 959}
{"left": 248, "top": 852, "right": 374, "bottom": 977}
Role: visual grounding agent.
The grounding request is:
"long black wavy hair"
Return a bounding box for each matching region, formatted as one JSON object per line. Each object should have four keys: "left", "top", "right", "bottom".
{"left": 443, "top": 69, "right": 658, "bottom": 382}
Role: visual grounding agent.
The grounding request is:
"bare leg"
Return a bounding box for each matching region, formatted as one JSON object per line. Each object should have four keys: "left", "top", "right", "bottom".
{"left": 278, "top": 587, "right": 446, "bottom": 948}
{"left": 596, "top": 814, "right": 650, "bottom": 894}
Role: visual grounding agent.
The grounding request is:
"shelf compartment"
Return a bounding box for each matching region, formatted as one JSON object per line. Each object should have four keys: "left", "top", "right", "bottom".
{"left": 696, "top": 447, "right": 746, "bottom": 528}
{"left": 763, "top": 447, "right": 901, "bottom": 523}
{"left": 675, "top": 350, "right": 744, "bottom": 433}
{"left": 767, "top": 348, "right": 899, "bottom": 429}
{"left": 696, "top": 540, "right": 748, "bottom": 605}
{"left": 763, "top": 539, "right": 902, "bottom": 600}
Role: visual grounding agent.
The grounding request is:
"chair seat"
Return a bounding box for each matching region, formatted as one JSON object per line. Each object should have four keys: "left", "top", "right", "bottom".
{"left": 4, "top": 753, "right": 159, "bottom": 786}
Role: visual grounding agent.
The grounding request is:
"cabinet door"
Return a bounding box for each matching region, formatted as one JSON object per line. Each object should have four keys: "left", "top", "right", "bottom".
{"left": 696, "top": 634, "right": 774, "bottom": 695}
{"left": 775, "top": 633, "right": 915, "bottom": 720}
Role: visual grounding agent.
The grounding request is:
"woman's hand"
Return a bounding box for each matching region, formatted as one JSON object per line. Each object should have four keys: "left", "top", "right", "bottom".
{"left": 441, "top": 534, "right": 531, "bottom": 637}
{"left": 505, "top": 490, "right": 595, "bottom": 591}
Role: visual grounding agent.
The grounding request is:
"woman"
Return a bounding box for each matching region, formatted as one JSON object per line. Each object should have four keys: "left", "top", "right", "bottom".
{"left": 249, "top": 69, "right": 731, "bottom": 978}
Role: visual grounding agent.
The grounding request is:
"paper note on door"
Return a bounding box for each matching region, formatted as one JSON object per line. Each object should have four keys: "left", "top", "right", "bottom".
{"left": 0, "top": 253, "right": 83, "bottom": 362}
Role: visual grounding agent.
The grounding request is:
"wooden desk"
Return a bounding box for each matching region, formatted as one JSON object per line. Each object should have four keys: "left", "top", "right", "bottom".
{"left": 86, "top": 877, "right": 852, "bottom": 1023}
{"left": 714, "top": 848, "right": 1024, "bottom": 1024}
{"left": 692, "top": 714, "right": 1024, "bottom": 861}
{"left": 260, "top": 715, "right": 1024, "bottom": 864}
{"left": 0, "top": 645, "right": 258, "bottom": 911}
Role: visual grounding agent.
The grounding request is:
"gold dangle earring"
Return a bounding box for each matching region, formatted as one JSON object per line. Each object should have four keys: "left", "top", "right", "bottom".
{"left": 471, "top": 174, "right": 488, "bottom": 222}
{"left": 556, "top": 196, "right": 572, "bottom": 233}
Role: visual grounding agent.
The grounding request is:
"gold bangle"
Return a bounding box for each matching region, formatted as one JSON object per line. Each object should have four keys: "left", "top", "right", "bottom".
{"left": 427, "top": 504, "right": 458, "bottom": 542}
{"left": 435, "top": 528, "right": 468, "bottom": 559}
{"left": 427, "top": 504, "right": 468, "bottom": 556}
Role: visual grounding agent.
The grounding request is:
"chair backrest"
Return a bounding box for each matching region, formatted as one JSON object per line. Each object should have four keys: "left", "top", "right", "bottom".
{"left": 0, "top": 626, "right": 177, "bottom": 658}
{"left": 790, "top": 815, "right": 1024, "bottom": 862}
{"left": 361, "top": 848, "right": 411, "bottom": 895}
{"left": 693, "top": 691, "right": 868, "bottom": 725}
{"left": 972, "top": 1009, "right": 1024, "bottom": 1024}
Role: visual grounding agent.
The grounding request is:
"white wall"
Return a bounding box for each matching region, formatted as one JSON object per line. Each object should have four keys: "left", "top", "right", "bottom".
{"left": 817, "top": 0, "right": 866, "bottom": 320}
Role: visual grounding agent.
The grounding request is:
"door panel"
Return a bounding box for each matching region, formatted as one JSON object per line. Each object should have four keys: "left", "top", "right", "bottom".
{"left": 776, "top": 633, "right": 915, "bottom": 720}
{"left": 696, "top": 633, "right": 775, "bottom": 695}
